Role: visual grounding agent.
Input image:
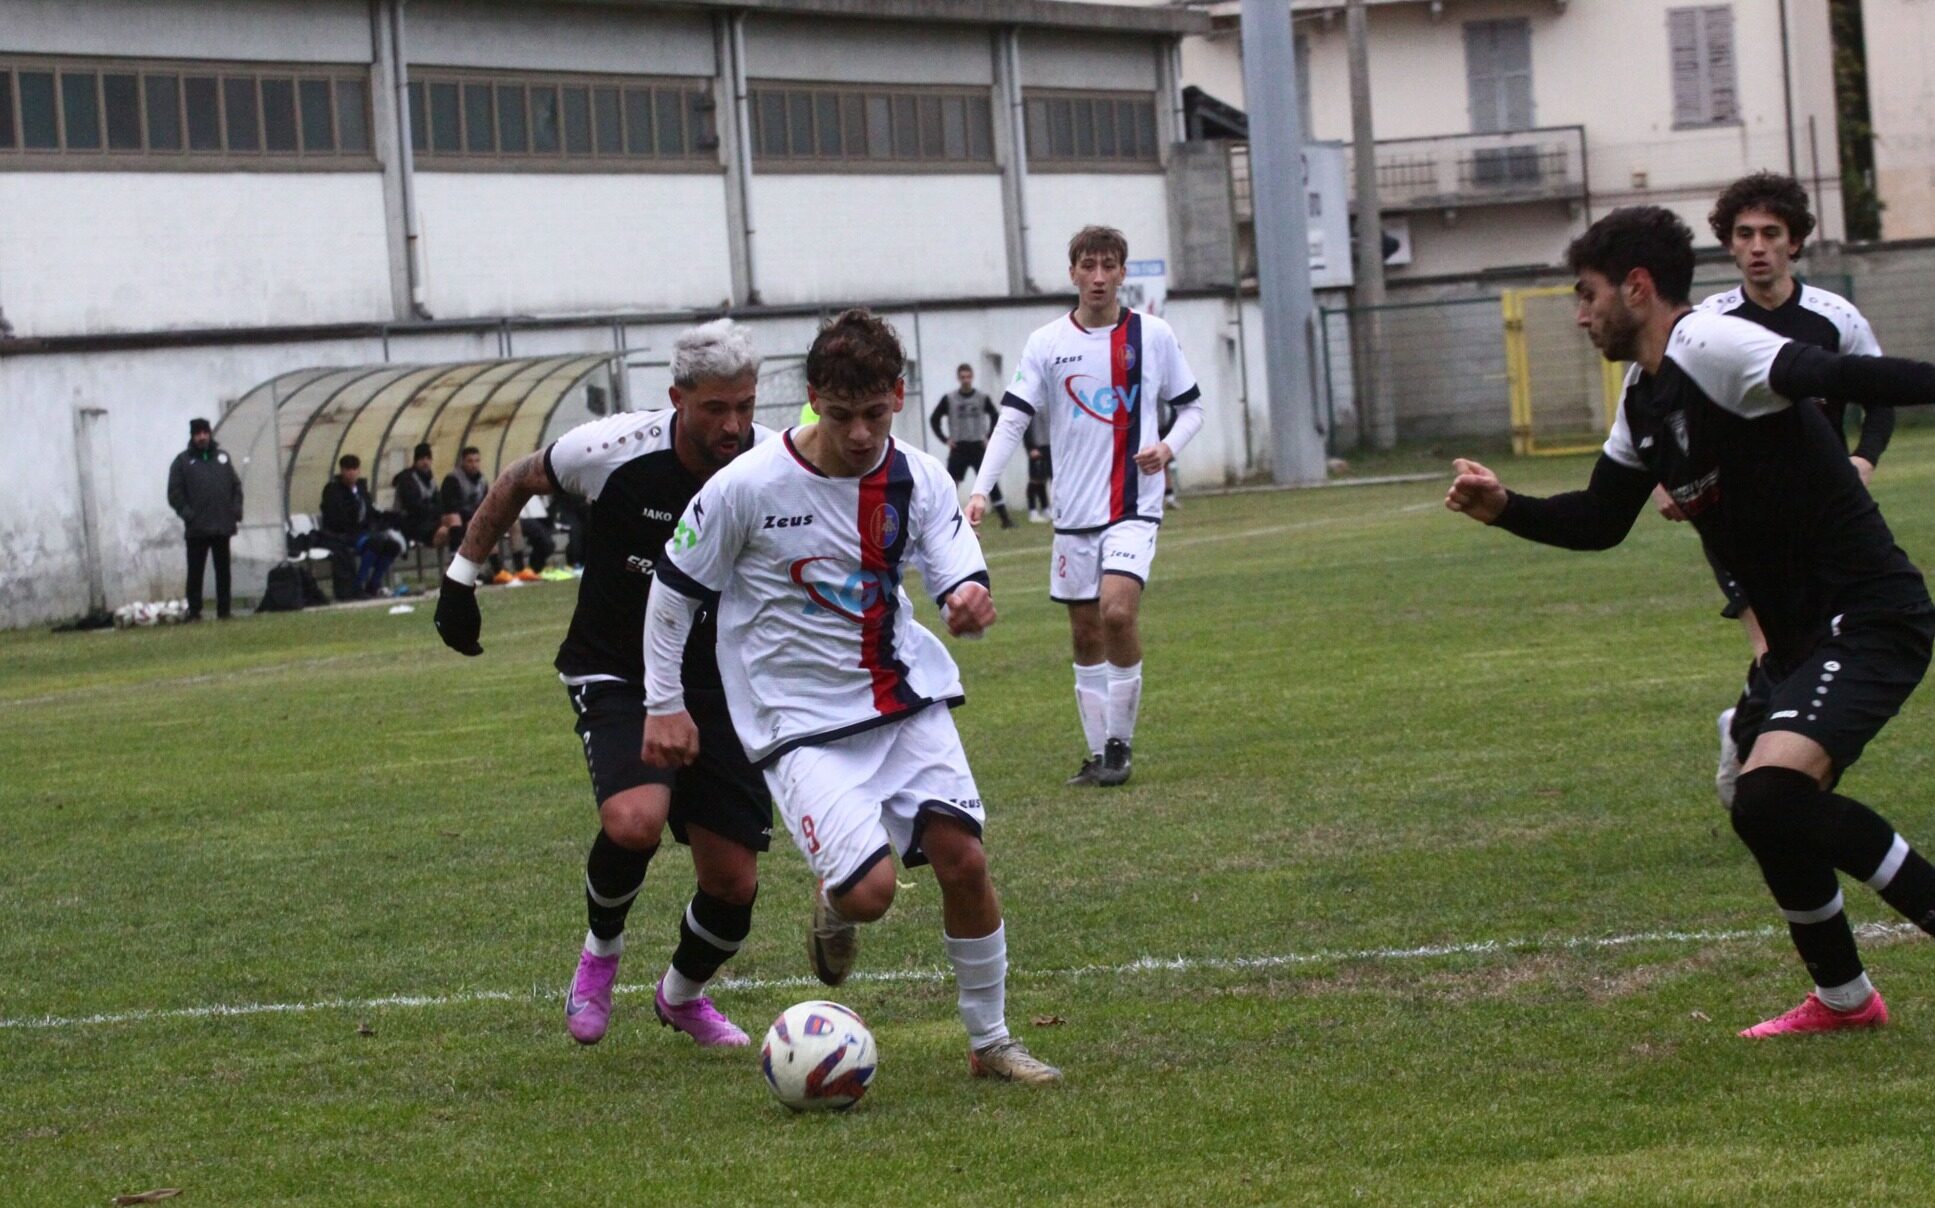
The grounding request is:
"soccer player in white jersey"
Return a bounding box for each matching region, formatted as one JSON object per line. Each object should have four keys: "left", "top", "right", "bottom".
{"left": 967, "top": 225, "right": 1206, "bottom": 787}
{"left": 435, "top": 320, "right": 772, "bottom": 1049}
{"left": 642, "top": 309, "right": 1062, "bottom": 1085}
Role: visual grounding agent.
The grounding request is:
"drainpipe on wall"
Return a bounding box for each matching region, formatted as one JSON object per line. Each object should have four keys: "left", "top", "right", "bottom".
{"left": 1777, "top": 0, "right": 1798, "bottom": 178}
{"left": 388, "top": 0, "right": 432, "bottom": 319}
{"left": 716, "top": 11, "right": 759, "bottom": 306}
{"left": 993, "top": 27, "right": 1034, "bottom": 293}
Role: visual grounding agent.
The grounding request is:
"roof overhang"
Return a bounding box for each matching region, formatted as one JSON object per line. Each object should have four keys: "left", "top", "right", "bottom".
{"left": 568, "top": 0, "right": 1211, "bottom": 37}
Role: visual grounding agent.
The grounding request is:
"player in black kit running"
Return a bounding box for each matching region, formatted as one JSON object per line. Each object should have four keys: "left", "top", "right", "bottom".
{"left": 436, "top": 319, "right": 772, "bottom": 1049}
{"left": 1447, "top": 206, "right": 1935, "bottom": 1038}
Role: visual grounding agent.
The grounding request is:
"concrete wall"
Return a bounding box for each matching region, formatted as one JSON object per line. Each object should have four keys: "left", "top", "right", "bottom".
{"left": 1, "top": 0, "right": 372, "bottom": 62}
{"left": 415, "top": 173, "right": 736, "bottom": 316}
{"left": 406, "top": 0, "right": 716, "bottom": 75}
{"left": 749, "top": 174, "right": 1009, "bottom": 305}
{"left": 1018, "top": 28, "right": 1160, "bottom": 91}
{"left": 0, "top": 173, "right": 396, "bottom": 336}
{"left": 1863, "top": 0, "right": 1935, "bottom": 240}
{"left": 745, "top": 15, "right": 992, "bottom": 85}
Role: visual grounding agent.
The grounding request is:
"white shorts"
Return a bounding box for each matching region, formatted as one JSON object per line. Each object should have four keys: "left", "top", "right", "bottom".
{"left": 763, "top": 705, "right": 986, "bottom": 893}
{"left": 1050, "top": 519, "right": 1159, "bottom": 602}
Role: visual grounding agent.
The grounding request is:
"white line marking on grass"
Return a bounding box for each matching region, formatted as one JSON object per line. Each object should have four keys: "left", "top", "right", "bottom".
{"left": 5, "top": 921, "right": 1919, "bottom": 1032}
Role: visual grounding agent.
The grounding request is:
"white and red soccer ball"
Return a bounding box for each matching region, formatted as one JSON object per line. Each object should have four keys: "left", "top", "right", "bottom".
{"left": 760, "top": 1000, "right": 876, "bottom": 1111}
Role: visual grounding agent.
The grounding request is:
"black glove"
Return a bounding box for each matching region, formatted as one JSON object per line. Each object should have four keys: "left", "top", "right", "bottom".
{"left": 434, "top": 576, "right": 483, "bottom": 656}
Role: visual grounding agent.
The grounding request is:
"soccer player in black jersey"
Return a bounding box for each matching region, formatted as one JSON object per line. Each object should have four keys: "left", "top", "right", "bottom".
{"left": 434, "top": 320, "right": 772, "bottom": 1048}
{"left": 1447, "top": 206, "right": 1935, "bottom": 1037}
{"left": 1657, "top": 174, "right": 1893, "bottom": 805}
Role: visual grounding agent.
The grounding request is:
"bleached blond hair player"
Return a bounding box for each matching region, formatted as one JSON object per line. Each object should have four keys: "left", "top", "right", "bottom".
{"left": 642, "top": 308, "right": 1061, "bottom": 1085}
{"left": 969, "top": 225, "right": 1204, "bottom": 787}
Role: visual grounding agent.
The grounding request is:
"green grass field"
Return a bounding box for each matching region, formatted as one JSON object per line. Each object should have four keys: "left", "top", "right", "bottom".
{"left": 9, "top": 432, "right": 1935, "bottom": 1205}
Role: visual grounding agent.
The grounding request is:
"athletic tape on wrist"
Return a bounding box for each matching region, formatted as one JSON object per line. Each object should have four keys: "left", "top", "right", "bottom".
{"left": 446, "top": 554, "right": 482, "bottom": 587}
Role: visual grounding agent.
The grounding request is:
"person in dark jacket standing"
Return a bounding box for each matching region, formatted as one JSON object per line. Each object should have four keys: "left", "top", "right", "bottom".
{"left": 166, "top": 417, "right": 243, "bottom": 621}
{"left": 931, "top": 364, "right": 1014, "bottom": 529}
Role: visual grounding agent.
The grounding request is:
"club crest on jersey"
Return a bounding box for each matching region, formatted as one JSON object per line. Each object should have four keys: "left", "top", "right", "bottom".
{"left": 1667, "top": 411, "right": 1690, "bottom": 455}
{"left": 1064, "top": 374, "right": 1139, "bottom": 423}
{"left": 790, "top": 556, "right": 884, "bottom": 623}
{"left": 1115, "top": 341, "right": 1137, "bottom": 374}
{"left": 869, "top": 503, "right": 900, "bottom": 548}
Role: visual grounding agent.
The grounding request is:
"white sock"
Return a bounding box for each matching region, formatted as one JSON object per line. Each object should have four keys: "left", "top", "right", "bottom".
{"left": 584, "top": 929, "right": 622, "bottom": 959}
{"left": 1106, "top": 660, "right": 1143, "bottom": 743}
{"left": 1817, "top": 971, "right": 1875, "bottom": 1012}
{"left": 945, "top": 924, "right": 1010, "bottom": 1050}
{"left": 660, "top": 963, "right": 705, "bottom": 1005}
{"left": 1074, "top": 663, "right": 1108, "bottom": 756}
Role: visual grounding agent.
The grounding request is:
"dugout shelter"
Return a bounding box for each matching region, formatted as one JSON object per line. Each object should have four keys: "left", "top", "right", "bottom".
{"left": 214, "top": 355, "right": 618, "bottom": 597}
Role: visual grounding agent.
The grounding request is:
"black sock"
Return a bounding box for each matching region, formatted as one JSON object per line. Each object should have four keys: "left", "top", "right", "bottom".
{"left": 585, "top": 830, "right": 654, "bottom": 942}
{"left": 1821, "top": 789, "right": 1935, "bottom": 934}
{"left": 1732, "top": 767, "right": 1865, "bottom": 987}
{"left": 670, "top": 886, "right": 756, "bottom": 985}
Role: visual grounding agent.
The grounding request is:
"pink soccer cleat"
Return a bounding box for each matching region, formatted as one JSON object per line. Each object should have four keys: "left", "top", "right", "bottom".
{"left": 654, "top": 980, "right": 750, "bottom": 1047}
{"left": 1739, "top": 990, "right": 1888, "bottom": 1039}
{"left": 565, "top": 949, "right": 621, "bottom": 1045}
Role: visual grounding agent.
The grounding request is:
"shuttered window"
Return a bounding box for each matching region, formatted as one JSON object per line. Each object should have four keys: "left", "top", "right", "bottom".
{"left": 1464, "top": 19, "right": 1533, "bottom": 134}
{"left": 407, "top": 68, "right": 717, "bottom": 168}
{"left": 1669, "top": 6, "right": 1739, "bottom": 128}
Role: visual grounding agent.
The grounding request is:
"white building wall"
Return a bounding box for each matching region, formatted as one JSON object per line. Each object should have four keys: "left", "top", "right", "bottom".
{"left": 1018, "top": 28, "right": 1160, "bottom": 91}
{"left": 745, "top": 15, "right": 993, "bottom": 85}
{"left": 0, "top": 0, "right": 371, "bottom": 62}
{"left": 415, "top": 173, "right": 737, "bottom": 317}
{"left": 748, "top": 174, "right": 1009, "bottom": 305}
{"left": 0, "top": 173, "right": 395, "bottom": 336}
{"left": 1024, "top": 173, "right": 1171, "bottom": 292}
{"left": 404, "top": 0, "right": 717, "bottom": 75}
{"left": 1864, "top": 0, "right": 1935, "bottom": 240}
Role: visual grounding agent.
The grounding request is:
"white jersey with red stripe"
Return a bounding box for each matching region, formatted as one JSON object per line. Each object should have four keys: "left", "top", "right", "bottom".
{"left": 657, "top": 429, "right": 990, "bottom": 766}
{"left": 1004, "top": 308, "right": 1201, "bottom": 532}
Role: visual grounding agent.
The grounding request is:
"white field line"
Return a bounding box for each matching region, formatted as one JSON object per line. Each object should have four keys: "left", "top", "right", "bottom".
{"left": 3, "top": 921, "right": 1919, "bottom": 1033}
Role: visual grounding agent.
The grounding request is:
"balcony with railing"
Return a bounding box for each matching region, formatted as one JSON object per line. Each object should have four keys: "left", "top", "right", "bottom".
{"left": 1231, "top": 125, "right": 1588, "bottom": 220}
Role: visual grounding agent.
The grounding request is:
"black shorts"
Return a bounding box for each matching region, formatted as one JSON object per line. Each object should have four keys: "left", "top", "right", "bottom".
{"left": 1730, "top": 608, "right": 1935, "bottom": 781}
{"left": 947, "top": 441, "right": 987, "bottom": 483}
{"left": 566, "top": 682, "right": 773, "bottom": 852}
{"left": 1702, "top": 543, "right": 1751, "bottom": 620}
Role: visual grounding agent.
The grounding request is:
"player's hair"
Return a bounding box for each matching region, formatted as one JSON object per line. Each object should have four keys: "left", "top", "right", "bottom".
{"left": 1564, "top": 206, "right": 1695, "bottom": 306}
{"left": 1068, "top": 224, "right": 1128, "bottom": 266}
{"left": 460, "top": 445, "right": 481, "bottom": 458}
{"left": 1709, "top": 171, "right": 1816, "bottom": 251}
{"left": 672, "top": 317, "right": 761, "bottom": 388}
{"left": 956, "top": 362, "right": 973, "bottom": 375}
{"left": 338, "top": 454, "right": 360, "bottom": 470}
{"left": 805, "top": 308, "right": 905, "bottom": 400}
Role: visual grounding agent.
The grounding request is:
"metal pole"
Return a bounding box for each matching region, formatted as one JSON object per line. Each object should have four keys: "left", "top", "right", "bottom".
{"left": 1777, "top": 0, "right": 1797, "bottom": 177}
{"left": 1347, "top": 0, "right": 1395, "bottom": 451}
{"left": 1240, "top": 0, "right": 1326, "bottom": 483}
{"left": 388, "top": 0, "right": 430, "bottom": 318}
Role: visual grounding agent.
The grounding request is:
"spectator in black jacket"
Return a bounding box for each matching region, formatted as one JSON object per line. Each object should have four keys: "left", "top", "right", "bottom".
{"left": 320, "top": 454, "right": 402, "bottom": 600}
{"left": 441, "top": 445, "right": 503, "bottom": 578}
{"left": 166, "top": 417, "right": 244, "bottom": 621}
{"left": 393, "top": 442, "right": 456, "bottom": 549}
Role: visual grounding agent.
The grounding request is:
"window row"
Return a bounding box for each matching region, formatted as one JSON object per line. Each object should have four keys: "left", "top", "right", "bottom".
{"left": 749, "top": 87, "right": 995, "bottom": 166}
{"left": 0, "top": 60, "right": 370, "bottom": 160}
{"left": 1023, "top": 93, "right": 1159, "bottom": 166}
{"left": 406, "top": 72, "right": 716, "bottom": 164}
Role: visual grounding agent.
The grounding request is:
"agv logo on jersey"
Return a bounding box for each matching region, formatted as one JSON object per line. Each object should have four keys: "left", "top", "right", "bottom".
{"left": 1064, "top": 374, "right": 1139, "bottom": 423}
{"left": 790, "top": 557, "right": 885, "bottom": 624}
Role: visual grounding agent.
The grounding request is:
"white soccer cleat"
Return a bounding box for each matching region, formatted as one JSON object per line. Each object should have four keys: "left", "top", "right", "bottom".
{"left": 1716, "top": 706, "right": 1740, "bottom": 809}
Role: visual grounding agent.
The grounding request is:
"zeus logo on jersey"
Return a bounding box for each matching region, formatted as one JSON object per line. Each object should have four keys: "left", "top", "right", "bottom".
{"left": 789, "top": 557, "right": 884, "bottom": 623}
{"left": 763, "top": 514, "right": 814, "bottom": 529}
{"left": 1065, "top": 375, "right": 1139, "bottom": 422}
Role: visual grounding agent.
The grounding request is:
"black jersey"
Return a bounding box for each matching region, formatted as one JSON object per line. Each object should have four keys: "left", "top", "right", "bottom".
{"left": 1696, "top": 282, "right": 1890, "bottom": 462}
{"left": 1596, "top": 311, "right": 1927, "bottom": 662}
{"left": 545, "top": 410, "right": 770, "bottom": 687}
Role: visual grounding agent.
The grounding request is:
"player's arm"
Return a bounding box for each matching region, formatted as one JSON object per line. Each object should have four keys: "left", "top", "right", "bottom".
{"left": 433, "top": 452, "right": 552, "bottom": 655}
{"left": 967, "top": 403, "right": 1030, "bottom": 527}
{"left": 1838, "top": 311, "right": 1892, "bottom": 477}
{"left": 1134, "top": 330, "right": 1204, "bottom": 473}
{"left": 1448, "top": 434, "right": 1654, "bottom": 551}
{"left": 914, "top": 463, "right": 995, "bottom": 637}
{"left": 1769, "top": 345, "right": 1935, "bottom": 413}
{"left": 642, "top": 479, "right": 748, "bottom": 764}
{"left": 929, "top": 397, "right": 950, "bottom": 445}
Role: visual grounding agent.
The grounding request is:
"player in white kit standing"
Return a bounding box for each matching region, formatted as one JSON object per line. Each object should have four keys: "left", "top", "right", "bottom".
{"left": 642, "top": 308, "right": 1062, "bottom": 1085}
{"left": 969, "top": 225, "right": 1206, "bottom": 787}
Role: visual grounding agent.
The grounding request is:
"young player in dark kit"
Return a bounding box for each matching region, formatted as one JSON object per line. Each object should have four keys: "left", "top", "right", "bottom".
{"left": 434, "top": 319, "right": 773, "bottom": 1048}
{"left": 1446, "top": 206, "right": 1935, "bottom": 1038}
{"left": 1674, "top": 173, "right": 1892, "bottom": 806}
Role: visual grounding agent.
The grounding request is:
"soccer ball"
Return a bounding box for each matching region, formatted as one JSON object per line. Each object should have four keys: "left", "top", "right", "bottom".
{"left": 760, "top": 1000, "right": 877, "bottom": 1112}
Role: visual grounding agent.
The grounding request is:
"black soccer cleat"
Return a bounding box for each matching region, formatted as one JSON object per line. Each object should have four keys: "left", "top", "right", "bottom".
{"left": 1065, "top": 755, "right": 1103, "bottom": 787}
{"left": 1095, "top": 739, "right": 1132, "bottom": 787}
